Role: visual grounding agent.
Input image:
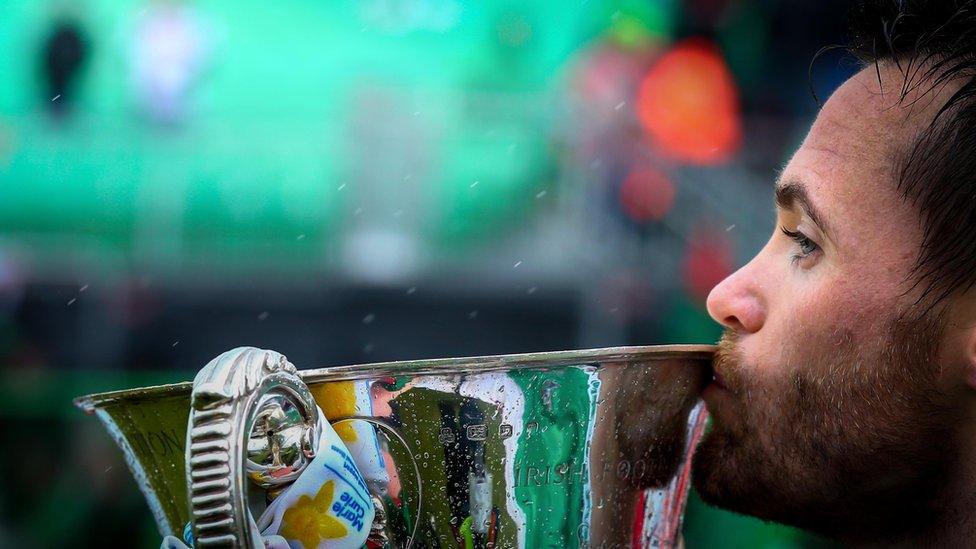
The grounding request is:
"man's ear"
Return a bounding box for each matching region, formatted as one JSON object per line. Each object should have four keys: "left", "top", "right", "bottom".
{"left": 949, "top": 304, "right": 976, "bottom": 392}
{"left": 963, "top": 331, "right": 976, "bottom": 392}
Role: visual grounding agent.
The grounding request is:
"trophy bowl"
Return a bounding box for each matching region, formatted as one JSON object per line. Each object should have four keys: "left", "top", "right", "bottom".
{"left": 75, "top": 344, "right": 714, "bottom": 548}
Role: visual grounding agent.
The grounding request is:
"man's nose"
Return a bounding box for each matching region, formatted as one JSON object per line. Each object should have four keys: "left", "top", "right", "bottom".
{"left": 705, "top": 266, "right": 765, "bottom": 333}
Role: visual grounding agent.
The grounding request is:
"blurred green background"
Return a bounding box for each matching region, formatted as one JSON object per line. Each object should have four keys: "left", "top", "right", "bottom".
{"left": 0, "top": 0, "right": 850, "bottom": 546}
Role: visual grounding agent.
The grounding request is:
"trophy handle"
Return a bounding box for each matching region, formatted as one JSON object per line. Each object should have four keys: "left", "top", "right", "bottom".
{"left": 185, "top": 347, "right": 319, "bottom": 548}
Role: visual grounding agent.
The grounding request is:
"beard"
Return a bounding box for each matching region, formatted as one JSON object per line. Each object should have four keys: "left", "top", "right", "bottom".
{"left": 691, "top": 309, "right": 966, "bottom": 544}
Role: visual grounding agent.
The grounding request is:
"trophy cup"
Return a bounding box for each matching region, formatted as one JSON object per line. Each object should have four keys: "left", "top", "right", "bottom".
{"left": 75, "top": 344, "right": 714, "bottom": 548}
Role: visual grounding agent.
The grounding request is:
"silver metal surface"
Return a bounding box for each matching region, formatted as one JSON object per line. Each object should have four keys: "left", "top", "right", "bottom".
{"left": 76, "top": 344, "right": 715, "bottom": 549}
{"left": 245, "top": 391, "right": 318, "bottom": 491}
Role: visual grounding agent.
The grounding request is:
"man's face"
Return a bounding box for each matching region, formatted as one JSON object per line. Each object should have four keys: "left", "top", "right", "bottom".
{"left": 691, "top": 64, "right": 975, "bottom": 542}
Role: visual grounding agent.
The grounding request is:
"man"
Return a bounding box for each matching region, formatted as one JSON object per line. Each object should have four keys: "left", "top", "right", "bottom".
{"left": 41, "top": 14, "right": 88, "bottom": 119}
{"left": 130, "top": 0, "right": 209, "bottom": 126}
{"left": 692, "top": 1, "right": 976, "bottom": 546}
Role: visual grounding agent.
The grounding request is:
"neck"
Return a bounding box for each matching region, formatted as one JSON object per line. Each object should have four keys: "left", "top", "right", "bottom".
{"left": 856, "top": 404, "right": 976, "bottom": 548}
{"left": 876, "top": 489, "right": 976, "bottom": 548}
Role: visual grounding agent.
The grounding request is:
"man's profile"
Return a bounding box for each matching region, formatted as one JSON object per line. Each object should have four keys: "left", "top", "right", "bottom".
{"left": 692, "top": 1, "right": 976, "bottom": 546}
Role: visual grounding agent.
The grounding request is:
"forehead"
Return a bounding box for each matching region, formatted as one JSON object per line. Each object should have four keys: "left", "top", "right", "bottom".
{"left": 781, "top": 63, "right": 957, "bottom": 261}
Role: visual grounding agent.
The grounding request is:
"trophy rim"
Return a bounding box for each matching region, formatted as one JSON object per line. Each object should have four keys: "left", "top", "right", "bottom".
{"left": 73, "top": 343, "right": 715, "bottom": 413}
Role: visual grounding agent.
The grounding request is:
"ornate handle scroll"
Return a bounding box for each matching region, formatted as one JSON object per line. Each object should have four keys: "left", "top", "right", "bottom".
{"left": 185, "top": 347, "right": 319, "bottom": 548}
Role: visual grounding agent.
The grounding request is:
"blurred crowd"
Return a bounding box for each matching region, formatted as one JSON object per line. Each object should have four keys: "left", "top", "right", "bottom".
{"left": 0, "top": 0, "right": 851, "bottom": 546}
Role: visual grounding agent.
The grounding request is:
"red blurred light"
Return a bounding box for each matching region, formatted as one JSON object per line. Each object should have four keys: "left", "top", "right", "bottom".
{"left": 619, "top": 166, "right": 675, "bottom": 222}
{"left": 574, "top": 44, "right": 648, "bottom": 107}
{"left": 637, "top": 38, "right": 742, "bottom": 164}
{"left": 683, "top": 228, "right": 734, "bottom": 302}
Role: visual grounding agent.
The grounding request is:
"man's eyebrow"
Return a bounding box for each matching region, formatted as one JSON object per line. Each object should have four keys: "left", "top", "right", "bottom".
{"left": 775, "top": 180, "right": 832, "bottom": 237}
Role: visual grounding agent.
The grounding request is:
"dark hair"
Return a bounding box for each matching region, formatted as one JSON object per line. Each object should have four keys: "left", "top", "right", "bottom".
{"left": 835, "top": 1, "right": 976, "bottom": 310}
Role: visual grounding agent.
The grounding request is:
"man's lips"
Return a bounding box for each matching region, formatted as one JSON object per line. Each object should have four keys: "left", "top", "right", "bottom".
{"left": 710, "top": 370, "right": 728, "bottom": 391}
{"left": 702, "top": 366, "right": 730, "bottom": 403}
{"left": 703, "top": 361, "right": 729, "bottom": 390}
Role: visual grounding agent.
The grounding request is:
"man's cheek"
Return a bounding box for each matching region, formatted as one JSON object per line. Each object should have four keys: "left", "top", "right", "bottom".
{"left": 780, "top": 292, "right": 880, "bottom": 358}
{"left": 734, "top": 334, "right": 788, "bottom": 377}
{"left": 812, "top": 273, "right": 895, "bottom": 329}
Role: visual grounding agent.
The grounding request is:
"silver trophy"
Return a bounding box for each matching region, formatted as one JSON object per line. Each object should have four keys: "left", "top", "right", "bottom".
{"left": 75, "top": 344, "right": 714, "bottom": 548}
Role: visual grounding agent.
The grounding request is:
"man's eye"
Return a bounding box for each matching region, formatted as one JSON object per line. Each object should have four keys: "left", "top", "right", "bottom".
{"left": 780, "top": 227, "right": 820, "bottom": 260}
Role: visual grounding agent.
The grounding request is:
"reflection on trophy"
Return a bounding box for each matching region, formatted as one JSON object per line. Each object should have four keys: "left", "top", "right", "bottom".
{"left": 75, "top": 344, "right": 713, "bottom": 548}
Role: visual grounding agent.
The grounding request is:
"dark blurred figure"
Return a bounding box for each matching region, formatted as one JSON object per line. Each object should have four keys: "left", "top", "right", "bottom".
{"left": 40, "top": 15, "right": 88, "bottom": 120}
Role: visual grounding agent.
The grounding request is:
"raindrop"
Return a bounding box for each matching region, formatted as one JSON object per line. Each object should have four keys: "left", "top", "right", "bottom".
{"left": 726, "top": 224, "right": 736, "bottom": 232}
{"left": 614, "top": 101, "right": 625, "bottom": 110}
{"left": 79, "top": 285, "right": 89, "bottom": 292}
{"left": 51, "top": 94, "right": 61, "bottom": 102}
{"left": 513, "top": 261, "right": 522, "bottom": 268}
{"left": 257, "top": 311, "right": 270, "bottom": 321}
{"left": 172, "top": 340, "right": 180, "bottom": 347}
{"left": 470, "top": 180, "right": 480, "bottom": 188}
{"left": 468, "top": 310, "right": 478, "bottom": 319}
{"left": 535, "top": 190, "right": 547, "bottom": 199}
{"left": 67, "top": 298, "right": 76, "bottom": 306}
{"left": 338, "top": 183, "right": 347, "bottom": 191}
{"left": 296, "top": 234, "right": 306, "bottom": 240}
{"left": 354, "top": 208, "right": 364, "bottom": 216}
{"left": 406, "top": 287, "right": 417, "bottom": 295}
{"left": 363, "top": 313, "right": 376, "bottom": 324}
{"left": 527, "top": 286, "right": 537, "bottom": 295}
